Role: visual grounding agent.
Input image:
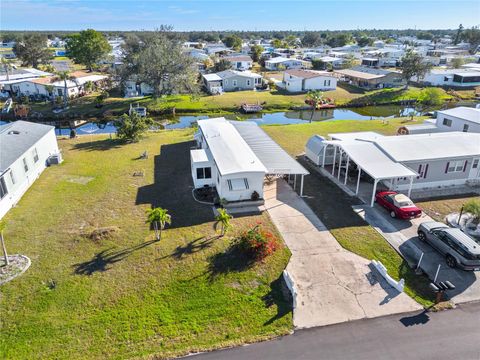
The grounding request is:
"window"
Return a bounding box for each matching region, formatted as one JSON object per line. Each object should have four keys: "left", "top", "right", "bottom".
{"left": 227, "top": 178, "right": 249, "bottom": 191}
{"left": 9, "top": 170, "right": 15, "bottom": 185}
{"left": 473, "top": 159, "right": 479, "bottom": 169}
{"left": 32, "top": 147, "right": 39, "bottom": 163}
{"left": 447, "top": 160, "right": 465, "bottom": 173}
{"left": 463, "top": 124, "right": 469, "bottom": 132}
{"left": 324, "top": 79, "right": 331, "bottom": 86}
{"left": 246, "top": 79, "right": 251, "bottom": 86}
{"left": 23, "top": 158, "right": 29, "bottom": 173}
{"left": 232, "top": 80, "right": 237, "bottom": 87}
{"left": 0, "top": 177, "right": 7, "bottom": 199}
{"left": 196, "top": 167, "right": 211, "bottom": 179}
{"left": 442, "top": 118, "right": 452, "bottom": 127}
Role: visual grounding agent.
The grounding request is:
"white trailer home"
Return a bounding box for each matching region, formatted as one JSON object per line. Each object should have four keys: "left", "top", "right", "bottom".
{"left": 305, "top": 131, "right": 480, "bottom": 205}
{"left": 0, "top": 121, "right": 61, "bottom": 219}
{"left": 398, "top": 107, "right": 480, "bottom": 135}
{"left": 282, "top": 69, "right": 337, "bottom": 92}
{"left": 192, "top": 118, "right": 308, "bottom": 202}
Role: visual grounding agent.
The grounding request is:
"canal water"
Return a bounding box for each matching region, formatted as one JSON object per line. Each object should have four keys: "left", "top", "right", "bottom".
{"left": 1, "top": 105, "right": 430, "bottom": 135}
{"left": 46, "top": 105, "right": 424, "bottom": 135}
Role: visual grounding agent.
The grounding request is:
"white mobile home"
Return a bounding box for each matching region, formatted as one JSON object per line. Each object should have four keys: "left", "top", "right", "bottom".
{"left": 398, "top": 107, "right": 480, "bottom": 135}
{"left": 306, "top": 131, "right": 480, "bottom": 205}
{"left": 0, "top": 121, "right": 61, "bottom": 219}
{"left": 264, "top": 57, "right": 310, "bottom": 70}
{"left": 282, "top": 69, "right": 337, "bottom": 92}
{"left": 192, "top": 118, "right": 308, "bottom": 202}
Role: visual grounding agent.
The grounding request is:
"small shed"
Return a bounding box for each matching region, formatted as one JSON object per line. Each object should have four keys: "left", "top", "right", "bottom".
{"left": 305, "top": 135, "right": 327, "bottom": 165}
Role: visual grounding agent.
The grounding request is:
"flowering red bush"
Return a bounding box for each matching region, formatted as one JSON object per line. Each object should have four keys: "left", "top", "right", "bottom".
{"left": 237, "top": 225, "right": 279, "bottom": 261}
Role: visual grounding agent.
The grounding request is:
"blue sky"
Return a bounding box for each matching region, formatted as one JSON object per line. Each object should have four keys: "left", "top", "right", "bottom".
{"left": 2, "top": 0, "right": 479, "bottom": 31}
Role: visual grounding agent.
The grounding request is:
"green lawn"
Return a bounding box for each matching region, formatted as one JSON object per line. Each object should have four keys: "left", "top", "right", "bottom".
{"left": 262, "top": 116, "right": 426, "bottom": 156}
{"left": 0, "top": 131, "right": 291, "bottom": 360}
{"left": 416, "top": 195, "right": 480, "bottom": 222}
{"left": 263, "top": 120, "right": 435, "bottom": 307}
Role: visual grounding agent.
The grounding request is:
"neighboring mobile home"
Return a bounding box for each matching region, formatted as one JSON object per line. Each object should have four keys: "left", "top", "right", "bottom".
{"left": 11, "top": 71, "right": 107, "bottom": 99}
{"left": 264, "top": 57, "right": 310, "bottom": 70}
{"left": 334, "top": 66, "right": 405, "bottom": 89}
{"left": 222, "top": 55, "right": 253, "bottom": 70}
{"left": 0, "top": 121, "right": 61, "bottom": 219}
{"left": 202, "top": 70, "right": 262, "bottom": 94}
{"left": 306, "top": 131, "right": 480, "bottom": 205}
{"left": 192, "top": 118, "right": 308, "bottom": 202}
{"left": 282, "top": 69, "right": 337, "bottom": 92}
{"left": 398, "top": 107, "right": 480, "bottom": 135}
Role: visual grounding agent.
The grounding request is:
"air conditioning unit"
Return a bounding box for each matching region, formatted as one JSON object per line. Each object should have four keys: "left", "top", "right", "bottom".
{"left": 48, "top": 153, "right": 63, "bottom": 165}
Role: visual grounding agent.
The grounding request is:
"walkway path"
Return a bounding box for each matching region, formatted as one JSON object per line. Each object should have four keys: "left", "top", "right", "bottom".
{"left": 263, "top": 179, "right": 421, "bottom": 329}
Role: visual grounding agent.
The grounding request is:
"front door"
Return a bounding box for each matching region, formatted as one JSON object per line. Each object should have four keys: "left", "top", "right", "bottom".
{"left": 469, "top": 158, "right": 480, "bottom": 179}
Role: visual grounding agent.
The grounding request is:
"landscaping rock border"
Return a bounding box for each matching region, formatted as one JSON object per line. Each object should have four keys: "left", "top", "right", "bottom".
{"left": 0, "top": 254, "right": 31, "bottom": 285}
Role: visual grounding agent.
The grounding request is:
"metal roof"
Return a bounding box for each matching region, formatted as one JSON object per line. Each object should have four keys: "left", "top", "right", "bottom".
{"left": 197, "top": 118, "right": 266, "bottom": 176}
{"left": 329, "top": 140, "right": 416, "bottom": 180}
{"left": 437, "top": 107, "right": 480, "bottom": 124}
{"left": 231, "top": 121, "right": 309, "bottom": 175}
{"left": 0, "top": 121, "right": 55, "bottom": 172}
{"left": 374, "top": 132, "right": 480, "bottom": 162}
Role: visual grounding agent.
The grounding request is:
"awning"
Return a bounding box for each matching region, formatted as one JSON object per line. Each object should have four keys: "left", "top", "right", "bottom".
{"left": 328, "top": 140, "right": 416, "bottom": 180}
{"left": 231, "top": 121, "right": 309, "bottom": 175}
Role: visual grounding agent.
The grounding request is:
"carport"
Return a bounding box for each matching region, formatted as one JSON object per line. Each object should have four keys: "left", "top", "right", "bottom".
{"left": 231, "top": 121, "right": 310, "bottom": 195}
{"left": 322, "top": 140, "right": 417, "bottom": 206}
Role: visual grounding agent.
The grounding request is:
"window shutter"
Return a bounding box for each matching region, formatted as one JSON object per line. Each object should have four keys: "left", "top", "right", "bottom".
{"left": 417, "top": 164, "right": 422, "bottom": 179}
{"left": 463, "top": 160, "right": 468, "bottom": 172}
{"left": 424, "top": 164, "right": 429, "bottom": 178}
{"left": 445, "top": 162, "right": 449, "bottom": 173}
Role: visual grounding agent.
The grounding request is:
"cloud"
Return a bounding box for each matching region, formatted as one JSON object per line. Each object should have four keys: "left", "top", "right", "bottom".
{"left": 168, "top": 5, "right": 199, "bottom": 15}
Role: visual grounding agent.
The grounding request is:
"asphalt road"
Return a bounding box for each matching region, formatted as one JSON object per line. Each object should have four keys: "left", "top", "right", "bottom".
{"left": 188, "top": 302, "right": 480, "bottom": 360}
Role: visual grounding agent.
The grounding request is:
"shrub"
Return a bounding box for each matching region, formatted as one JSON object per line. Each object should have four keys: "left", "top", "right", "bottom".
{"left": 236, "top": 225, "right": 279, "bottom": 261}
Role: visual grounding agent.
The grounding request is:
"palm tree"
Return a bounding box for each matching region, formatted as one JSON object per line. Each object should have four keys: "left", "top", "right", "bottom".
{"left": 306, "top": 90, "right": 324, "bottom": 123}
{"left": 146, "top": 207, "right": 171, "bottom": 241}
{"left": 215, "top": 208, "right": 233, "bottom": 236}
{"left": 54, "top": 71, "right": 75, "bottom": 109}
{"left": 0, "top": 221, "right": 9, "bottom": 266}
{"left": 1, "top": 57, "right": 13, "bottom": 82}
{"left": 44, "top": 84, "right": 55, "bottom": 104}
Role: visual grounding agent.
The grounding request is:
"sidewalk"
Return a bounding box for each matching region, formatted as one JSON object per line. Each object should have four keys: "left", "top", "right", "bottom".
{"left": 264, "top": 179, "right": 421, "bottom": 329}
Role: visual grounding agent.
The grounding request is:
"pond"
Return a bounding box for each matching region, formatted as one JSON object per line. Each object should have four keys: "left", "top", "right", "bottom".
{"left": 0, "top": 105, "right": 432, "bottom": 136}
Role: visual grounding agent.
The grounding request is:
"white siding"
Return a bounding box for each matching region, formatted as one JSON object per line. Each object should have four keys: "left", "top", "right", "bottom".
{"left": 0, "top": 129, "right": 59, "bottom": 219}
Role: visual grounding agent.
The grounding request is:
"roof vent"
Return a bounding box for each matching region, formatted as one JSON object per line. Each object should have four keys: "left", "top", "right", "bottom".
{"left": 7, "top": 130, "right": 20, "bottom": 135}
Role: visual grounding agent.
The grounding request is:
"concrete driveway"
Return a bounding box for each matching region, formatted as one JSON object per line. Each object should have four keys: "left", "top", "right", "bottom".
{"left": 264, "top": 179, "right": 421, "bottom": 329}
{"left": 354, "top": 204, "right": 480, "bottom": 304}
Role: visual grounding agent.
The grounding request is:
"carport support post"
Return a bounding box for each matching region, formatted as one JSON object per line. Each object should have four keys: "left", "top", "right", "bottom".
{"left": 370, "top": 179, "right": 379, "bottom": 207}
{"left": 293, "top": 174, "right": 297, "bottom": 191}
{"left": 344, "top": 157, "right": 350, "bottom": 185}
{"left": 322, "top": 145, "right": 327, "bottom": 167}
{"left": 337, "top": 150, "right": 342, "bottom": 180}
{"left": 356, "top": 168, "right": 361, "bottom": 195}
{"left": 300, "top": 174, "right": 304, "bottom": 196}
{"left": 332, "top": 146, "right": 337, "bottom": 176}
{"left": 407, "top": 176, "right": 413, "bottom": 198}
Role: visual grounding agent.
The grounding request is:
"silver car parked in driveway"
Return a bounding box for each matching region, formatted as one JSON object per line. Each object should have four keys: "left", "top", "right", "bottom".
{"left": 418, "top": 222, "right": 480, "bottom": 271}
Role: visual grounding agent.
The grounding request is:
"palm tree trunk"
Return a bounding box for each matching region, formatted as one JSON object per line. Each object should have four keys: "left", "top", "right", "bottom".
{"left": 64, "top": 80, "right": 68, "bottom": 108}
{"left": 154, "top": 222, "right": 160, "bottom": 241}
{"left": 1, "top": 232, "right": 9, "bottom": 266}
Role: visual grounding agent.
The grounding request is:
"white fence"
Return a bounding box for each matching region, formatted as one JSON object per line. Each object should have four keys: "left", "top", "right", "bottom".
{"left": 283, "top": 270, "right": 297, "bottom": 308}
{"left": 371, "top": 259, "right": 405, "bottom": 293}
